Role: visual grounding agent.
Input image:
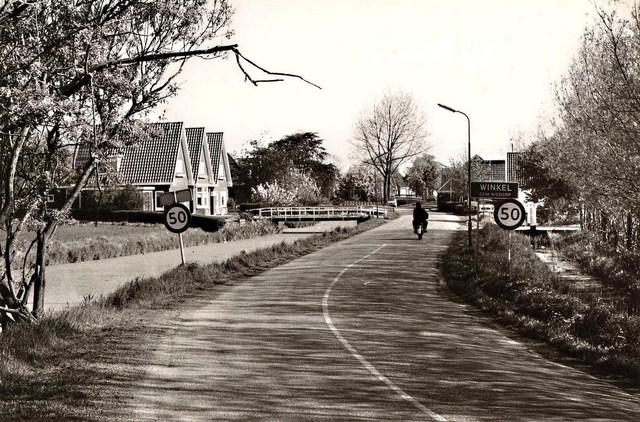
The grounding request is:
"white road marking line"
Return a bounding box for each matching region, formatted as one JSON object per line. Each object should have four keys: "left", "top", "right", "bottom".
{"left": 322, "top": 244, "right": 447, "bottom": 422}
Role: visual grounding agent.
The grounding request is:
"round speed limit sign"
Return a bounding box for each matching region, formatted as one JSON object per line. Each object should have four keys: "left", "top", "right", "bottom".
{"left": 163, "top": 203, "right": 192, "bottom": 234}
{"left": 494, "top": 199, "right": 526, "bottom": 230}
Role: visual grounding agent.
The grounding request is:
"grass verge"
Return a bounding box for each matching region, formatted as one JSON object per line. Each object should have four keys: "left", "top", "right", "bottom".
{"left": 442, "top": 224, "right": 640, "bottom": 385}
{"left": 554, "top": 230, "right": 640, "bottom": 314}
{"left": 0, "top": 218, "right": 384, "bottom": 421}
{"left": 5, "top": 219, "right": 282, "bottom": 266}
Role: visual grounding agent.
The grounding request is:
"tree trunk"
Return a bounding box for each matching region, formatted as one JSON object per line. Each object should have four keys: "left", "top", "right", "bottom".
{"left": 627, "top": 213, "right": 633, "bottom": 251}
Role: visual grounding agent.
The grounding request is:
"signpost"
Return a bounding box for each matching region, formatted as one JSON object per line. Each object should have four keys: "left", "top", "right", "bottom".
{"left": 469, "top": 182, "right": 521, "bottom": 274}
{"left": 493, "top": 198, "right": 526, "bottom": 272}
{"left": 159, "top": 188, "right": 192, "bottom": 207}
{"left": 161, "top": 189, "right": 192, "bottom": 265}
{"left": 470, "top": 181, "right": 518, "bottom": 199}
{"left": 494, "top": 198, "right": 526, "bottom": 230}
{"left": 163, "top": 203, "right": 191, "bottom": 234}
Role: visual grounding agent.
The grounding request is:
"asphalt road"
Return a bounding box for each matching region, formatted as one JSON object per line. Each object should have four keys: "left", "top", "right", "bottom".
{"left": 129, "top": 211, "right": 640, "bottom": 421}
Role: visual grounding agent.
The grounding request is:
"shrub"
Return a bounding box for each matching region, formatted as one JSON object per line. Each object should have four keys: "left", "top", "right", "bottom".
{"left": 239, "top": 202, "right": 262, "bottom": 212}
{"left": 79, "top": 185, "right": 144, "bottom": 211}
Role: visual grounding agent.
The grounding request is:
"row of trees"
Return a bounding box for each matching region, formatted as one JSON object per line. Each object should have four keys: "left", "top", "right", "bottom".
{"left": 235, "top": 131, "right": 436, "bottom": 206}
{"left": 236, "top": 92, "right": 433, "bottom": 207}
{"left": 521, "top": 4, "right": 640, "bottom": 250}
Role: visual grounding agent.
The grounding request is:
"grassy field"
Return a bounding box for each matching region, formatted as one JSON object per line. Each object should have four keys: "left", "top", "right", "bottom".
{"left": 0, "top": 218, "right": 386, "bottom": 421}
{"left": 3, "top": 219, "right": 282, "bottom": 266}
{"left": 442, "top": 223, "right": 640, "bottom": 386}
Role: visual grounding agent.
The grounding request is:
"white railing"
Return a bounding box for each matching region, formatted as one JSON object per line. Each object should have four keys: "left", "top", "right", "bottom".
{"left": 251, "top": 206, "right": 387, "bottom": 220}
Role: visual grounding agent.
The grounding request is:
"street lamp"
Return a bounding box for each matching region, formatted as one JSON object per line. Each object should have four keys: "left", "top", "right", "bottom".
{"left": 438, "top": 103, "right": 472, "bottom": 248}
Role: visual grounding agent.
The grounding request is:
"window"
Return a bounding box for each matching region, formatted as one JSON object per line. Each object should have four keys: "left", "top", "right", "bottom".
{"left": 155, "top": 191, "right": 165, "bottom": 210}
{"left": 198, "top": 156, "right": 206, "bottom": 179}
{"left": 175, "top": 158, "right": 184, "bottom": 177}
{"left": 196, "top": 187, "right": 203, "bottom": 207}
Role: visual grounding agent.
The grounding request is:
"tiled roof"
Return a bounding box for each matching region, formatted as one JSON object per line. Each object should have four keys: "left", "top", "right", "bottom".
{"left": 206, "top": 132, "right": 224, "bottom": 179}
{"left": 227, "top": 153, "right": 242, "bottom": 180}
{"left": 392, "top": 171, "right": 408, "bottom": 188}
{"left": 120, "top": 122, "right": 183, "bottom": 184}
{"left": 185, "top": 127, "right": 205, "bottom": 179}
{"left": 73, "top": 144, "right": 92, "bottom": 170}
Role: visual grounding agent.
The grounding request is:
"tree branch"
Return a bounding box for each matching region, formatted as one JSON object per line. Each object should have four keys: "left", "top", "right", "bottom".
{"left": 60, "top": 44, "right": 322, "bottom": 97}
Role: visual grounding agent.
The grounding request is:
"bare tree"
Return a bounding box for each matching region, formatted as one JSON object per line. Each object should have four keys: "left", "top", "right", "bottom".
{"left": 352, "top": 91, "right": 429, "bottom": 201}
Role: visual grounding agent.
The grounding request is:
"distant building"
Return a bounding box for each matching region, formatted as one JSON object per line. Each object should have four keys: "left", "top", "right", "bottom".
{"left": 473, "top": 155, "right": 505, "bottom": 182}
{"left": 391, "top": 171, "right": 415, "bottom": 197}
{"left": 507, "top": 151, "right": 527, "bottom": 186}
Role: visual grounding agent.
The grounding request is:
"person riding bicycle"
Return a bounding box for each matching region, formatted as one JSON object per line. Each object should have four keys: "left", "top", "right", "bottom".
{"left": 413, "top": 201, "right": 429, "bottom": 234}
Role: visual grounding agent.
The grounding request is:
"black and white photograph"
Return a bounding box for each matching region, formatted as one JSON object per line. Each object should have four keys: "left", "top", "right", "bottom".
{"left": 2, "top": 0, "right": 640, "bottom": 420}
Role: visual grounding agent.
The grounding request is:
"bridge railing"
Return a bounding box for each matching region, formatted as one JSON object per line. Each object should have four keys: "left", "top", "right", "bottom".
{"left": 250, "top": 206, "right": 387, "bottom": 220}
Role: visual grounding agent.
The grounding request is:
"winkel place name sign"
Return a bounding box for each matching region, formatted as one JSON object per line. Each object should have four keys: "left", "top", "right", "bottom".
{"left": 470, "top": 182, "right": 518, "bottom": 199}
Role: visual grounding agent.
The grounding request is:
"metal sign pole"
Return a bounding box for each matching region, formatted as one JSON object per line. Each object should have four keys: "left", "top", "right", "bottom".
{"left": 475, "top": 201, "right": 479, "bottom": 273}
{"left": 507, "top": 230, "right": 511, "bottom": 277}
{"left": 173, "top": 191, "right": 186, "bottom": 265}
{"left": 179, "top": 232, "right": 186, "bottom": 265}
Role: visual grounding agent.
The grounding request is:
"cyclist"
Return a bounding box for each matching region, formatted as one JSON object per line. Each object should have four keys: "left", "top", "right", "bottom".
{"left": 413, "top": 201, "right": 429, "bottom": 234}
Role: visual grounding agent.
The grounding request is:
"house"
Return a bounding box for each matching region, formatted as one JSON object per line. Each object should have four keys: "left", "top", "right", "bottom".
{"left": 206, "top": 132, "right": 233, "bottom": 215}
{"left": 71, "top": 121, "right": 233, "bottom": 216}
{"left": 507, "top": 151, "right": 528, "bottom": 186}
{"left": 185, "top": 127, "right": 214, "bottom": 215}
{"left": 391, "top": 171, "right": 415, "bottom": 197}
{"left": 472, "top": 155, "right": 506, "bottom": 182}
{"left": 119, "top": 121, "right": 194, "bottom": 211}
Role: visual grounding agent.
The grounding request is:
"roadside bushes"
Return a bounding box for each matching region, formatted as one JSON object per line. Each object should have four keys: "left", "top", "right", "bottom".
{"left": 71, "top": 209, "right": 163, "bottom": 224}
{"left": 80, "top": 185, "right": 144, "bottom": 211}
{"left": 442, "top": 224, "right": 640, "bottom": 380}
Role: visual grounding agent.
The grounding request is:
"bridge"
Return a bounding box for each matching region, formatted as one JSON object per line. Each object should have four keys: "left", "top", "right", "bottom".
{"left": 250, "top": 206, "right": 387, "bottom": 222}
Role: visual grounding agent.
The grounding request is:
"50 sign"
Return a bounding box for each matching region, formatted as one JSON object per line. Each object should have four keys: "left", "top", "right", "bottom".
{"left": 494, "top": 199, "right": 525, "bottom": 230}
{"left": 163, "top": 203, "right": 192, "bottom": 234}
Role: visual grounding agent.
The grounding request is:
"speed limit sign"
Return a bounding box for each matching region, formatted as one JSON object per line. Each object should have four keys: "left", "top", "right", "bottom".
{"left": 163, "top": 203, "right": 191, "bottom": 234}
{"left": 494, "top": 199, "right": 525, "bottom": 230}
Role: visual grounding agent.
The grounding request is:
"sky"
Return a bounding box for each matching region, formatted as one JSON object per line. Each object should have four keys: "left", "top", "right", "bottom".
{"left": 160, "top": 0, "right": 604, "bottom": 171}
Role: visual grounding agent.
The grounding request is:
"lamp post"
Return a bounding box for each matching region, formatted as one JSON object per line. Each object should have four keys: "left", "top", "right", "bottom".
{"left": 438, "top": 103, "right": 472, "bottom": 248}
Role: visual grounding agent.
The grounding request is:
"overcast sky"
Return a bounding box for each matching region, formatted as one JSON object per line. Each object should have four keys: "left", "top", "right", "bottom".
{"left": 160, "top": 0, "right": 605, "bottom": 170}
